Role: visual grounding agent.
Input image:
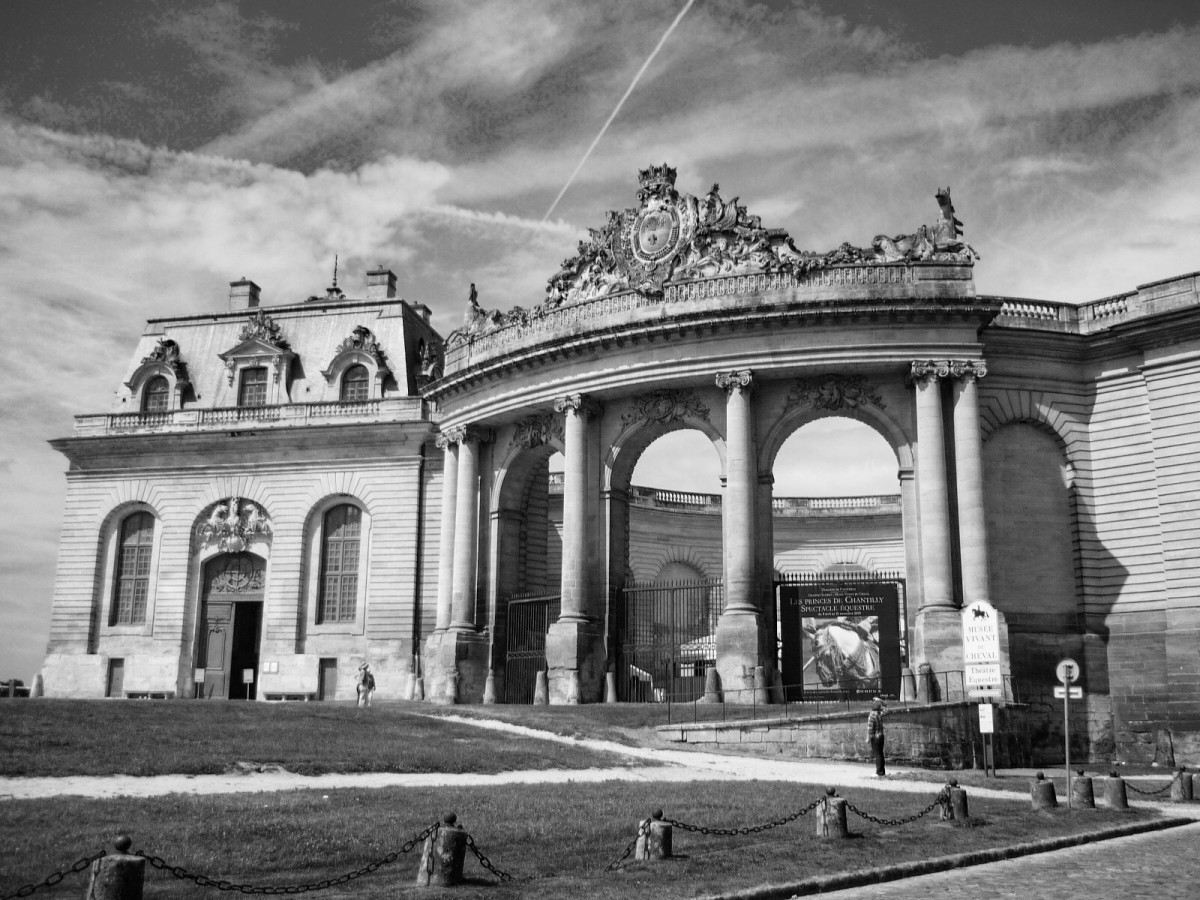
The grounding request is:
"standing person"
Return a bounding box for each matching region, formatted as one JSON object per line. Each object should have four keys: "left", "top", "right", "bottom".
{"left": 867, "top": 697, "right": 886, "bottom": 776}
{"left": 357, "top": 662, "right": 376, "bottom": 708}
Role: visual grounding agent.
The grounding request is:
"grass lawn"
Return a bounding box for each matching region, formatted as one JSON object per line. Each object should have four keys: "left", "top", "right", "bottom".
{"left": 0, "top": 700, "right": 657, "bottom": 777}
{"left": 0, "top": 780, "right": 1167, "bottom": 900}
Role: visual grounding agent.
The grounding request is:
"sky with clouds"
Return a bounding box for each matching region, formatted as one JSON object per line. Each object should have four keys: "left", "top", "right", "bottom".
{"left": 2, "top": 0, "right": 1199, "bottom": 679}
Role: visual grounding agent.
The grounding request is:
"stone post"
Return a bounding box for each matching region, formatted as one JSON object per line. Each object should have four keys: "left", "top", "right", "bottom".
{"left": 86, "top": 837, "right": 144, "bottom": 900}
{"left": 714, "top": 370, "right": 765, "bottom": 699}
{"left": 546, "top": 395, "right": 605, "bottom": 703}
{"left": 1072, "top": 771, "right": 1095, "bottom": 809}
{"left": 634, "top": 811, "right": 673, "bottom": 860}
{"left": 1104, "top": 772, "right": 1129, "bottom": 810}
{"left": 415, "top": 815, "right": 467, "bottom": 887}
{"left": 1030, "top": 772, "right": 1058, "bottom": 809}
{"left": 910, "top": 361, "right": 960, "bottom": 672}
{"left": 816, "top": 790, "right": 848, "bottom": 839}
{"left": 1170, "top": 768, "right": 1193, "bottom": 802}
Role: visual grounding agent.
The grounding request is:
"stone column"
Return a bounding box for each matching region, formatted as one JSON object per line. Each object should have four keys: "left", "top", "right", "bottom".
{"left": 429, "top": 425, "right": 491, "bottom": 703}
{"left": 898, "top": 466, "right": 923, "bottom": 652}
{"left": 714, "top": 370, "right": 766, "bottom": 701}
{"left": 434, "top": 435, "right": 459, "bottom": 633}
{"left": 910, "top": 361, "right": 960, "bottom": 673}
{"left": 545, "top": 395, "right": 604, "bottom": 703}
{"left": 950, "top": 362, "right": 989, "bottom": 604}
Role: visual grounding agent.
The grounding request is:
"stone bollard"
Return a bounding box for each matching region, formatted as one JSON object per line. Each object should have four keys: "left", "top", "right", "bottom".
{"left": 532, "top": 671, "right": 549, "bottom": 705}
{"left": 1031, "top": 771, "right": 1058, "bottom": 810}
{"left": 416, "top": 814, "right": 467, "bottom": 887}
{"left": 1192, "top": 773, "right": 1200, "bottom": 801}
{"left": 752, "top": 666, "right": 769, "bottom": 705}
{"left": 1104, "top": 772, "right": 1129, "bottom": 810}
{"left": 482, "top": 670, "right": 496, "bottom": 705}
{"left": 604, "top": 670, "right": 618, "bottom": 704}
{"left": 698, "top": 667, "right": 722, "bottom": 704}
{"left": 86, "top": 836, "right": 144, "bottom": 900}
{"left": 634, "top": 810, "right": 672, "bottom": 860}
{"left": 916, "top": 663, "right": 935, "bottom": 704}
{"left": 412, "top": 676, "right": 425, "bottom": 702}
{"left": 1170, "top": 768, "right": 1193, "bottom": 803}
{"left": 948, "top": 779, "right": 969, "bottom": 820}
{"left": 32, "top": 673, "right": 44, "bottom": 698}
{"left": 899, "top": 666, "right": 917, "bottom": 703}
{"left": 1072, "top": 770, "right": 1095, "bottom": 809}
{"left": 817, "top": 788, "right": 848, "bottom": 839}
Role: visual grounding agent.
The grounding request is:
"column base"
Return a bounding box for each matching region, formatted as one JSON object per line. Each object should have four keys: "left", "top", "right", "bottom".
{"left": 544, "top": 619, "right": 605, "bottom": 703}
{"left": 715, "top": 611, "right": 767, "bottom": 704}
{"left": 422, "top": 630, "right": 489, "bottom": 704}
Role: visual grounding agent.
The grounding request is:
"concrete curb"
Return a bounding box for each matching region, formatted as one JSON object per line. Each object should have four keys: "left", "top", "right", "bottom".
{"left": 699, "top": 815, "right": 1194, "bottom": 900}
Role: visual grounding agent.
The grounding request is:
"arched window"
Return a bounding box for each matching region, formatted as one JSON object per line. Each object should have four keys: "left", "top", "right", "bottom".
{"left": 142, "top": 375, "right": 170, "bottom": 412}
{"left": 340, "top": 364, "right": 369, "bottom": 402}
{"left": 238, "top": 367, "right": 268, "bottom": 407}
{"left": 112, "top": 511, "right": 154, "bottom": 625}
{"left": 318, "top": 504, "right": 362, "bottom": 623}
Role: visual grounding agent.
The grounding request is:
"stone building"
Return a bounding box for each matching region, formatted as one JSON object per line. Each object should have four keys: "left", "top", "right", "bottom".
{"left": 38, "top": 165, "right": 1200, "bottom": 763}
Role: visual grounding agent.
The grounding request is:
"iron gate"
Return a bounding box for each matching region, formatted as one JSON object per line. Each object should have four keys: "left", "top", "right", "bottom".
{"left": 503, "top": 593, "right": 560, "bottom": 704}
{"left": 617, "top": 579, "right": 722, "bottom": 702}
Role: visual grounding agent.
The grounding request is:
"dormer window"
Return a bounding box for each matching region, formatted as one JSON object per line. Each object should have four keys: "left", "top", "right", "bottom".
{"left": 142, "top": 376, "right": 170, "bottom": 412}
{"left": 238, "top": 367, "right": 268, "bottom": 407}
{"left": 340, "top": 365, "right": 369, "bottom": 402}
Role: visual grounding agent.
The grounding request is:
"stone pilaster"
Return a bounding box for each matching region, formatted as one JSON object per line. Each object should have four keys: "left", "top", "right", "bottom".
{"left": 714, "top": 370, "right": 767, "bottom": 700}
{"left": 546, "top": 394, "right": 604, "bottom": 703}
{"left": 950, "top": 362, "right": 990, "bottom": 604}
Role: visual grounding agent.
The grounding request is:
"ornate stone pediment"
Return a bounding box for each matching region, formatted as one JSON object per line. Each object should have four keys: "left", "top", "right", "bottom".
{"left": 443, "top": 168, "right": 980, "bottom": 348}
{"left": 220, "top": 311, "right": 294, "bottom": 387}
{"left": 511, "top": 412, "right": 564, "bottom": 450}
{"left": 785, "top": 375, "right": 885, "bottom": 412}
{"left": 321, "top": 325, "right": 390, "bottom": 382}
{"left": 126, "top": 338, "right": 190, "bottom": 393}
{"left": 197, "top": 498, "right": 272, "bottom": 553}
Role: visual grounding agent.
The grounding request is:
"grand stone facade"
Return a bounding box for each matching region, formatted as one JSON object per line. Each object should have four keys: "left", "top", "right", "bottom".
{"left": 39, "top": 165, "right": 1200, "bottom": 764}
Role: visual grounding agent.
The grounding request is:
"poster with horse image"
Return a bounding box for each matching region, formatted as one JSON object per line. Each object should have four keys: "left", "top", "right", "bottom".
{"left": 778, "top": 580, "right": 902, "bottom": 701}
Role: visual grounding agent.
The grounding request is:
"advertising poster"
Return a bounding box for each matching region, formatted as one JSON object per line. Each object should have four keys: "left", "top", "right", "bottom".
{"left": 778, "top": 580, "right": 902, "bottom": 701}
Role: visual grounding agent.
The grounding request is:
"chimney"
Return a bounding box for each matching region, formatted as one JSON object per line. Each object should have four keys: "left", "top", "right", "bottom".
{"left": 366, "top": 266, "right": 397, "bottom": 300}
{"left": 229, "top": 278, "right": 261, "bottom": 310}
{"left": 410, "top": 302, "right": 432, "bottom": 323}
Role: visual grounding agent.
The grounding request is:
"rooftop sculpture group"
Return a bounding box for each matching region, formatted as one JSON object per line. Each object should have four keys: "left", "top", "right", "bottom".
{"left": 446, "top": 165, "right": 979, "bottom": 348}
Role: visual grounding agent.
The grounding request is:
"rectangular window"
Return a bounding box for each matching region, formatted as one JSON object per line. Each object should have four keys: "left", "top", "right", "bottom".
{"left": 318, "top": 505, "right": 362, "bottom": 624}
{"left": 112, "top": 512, "right": 154, "bottom": 625}
{"left": 238, "top": 367, "right": 268, "bottom": 407}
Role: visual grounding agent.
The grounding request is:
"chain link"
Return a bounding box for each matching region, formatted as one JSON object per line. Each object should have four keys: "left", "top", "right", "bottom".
{"left": 463, "top": 832, "right": 513, "bottom": 883}
{"left": 1125, "top": 772, "right": 1181, "bottom": 796}
{"left": 604, "top": 819, "right": 648, "bottom": 872}
{"left": 1, "top": 849, "right": 108, "bottom": 900}
{"left": 845, "top": 788, "right": 949, "bottom": 827}
{"left": 134, "top": 822, "right": 438, "bottom": 895}
{"left": 663, "top": 796, "right": 824, "bottom": 836}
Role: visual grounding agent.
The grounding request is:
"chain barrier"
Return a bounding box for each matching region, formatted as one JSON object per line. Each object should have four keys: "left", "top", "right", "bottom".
{"left": 464, "top": 832, "right": 513, "bottom": 883}
{"left": 1, "top": 850, "right": 108, "bottom": 900}
{"left": 1125, "top": 771, "right": 1181, "bottom": 796}
{"left": 845, "top": 787, "right": 950, "bottom": 827}
{"left": 604, "top": 819, "right": 648, "bottom": 871}
{"left": 663, "top": 796, "right": 824, "bottom": 836}
{"left": 134, "top": 821, "right": 439, "bottom": 895}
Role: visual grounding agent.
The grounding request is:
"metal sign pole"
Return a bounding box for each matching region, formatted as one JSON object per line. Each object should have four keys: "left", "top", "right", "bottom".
{"left": 1064, "top": 685, "right": 1072, "bottom": 809}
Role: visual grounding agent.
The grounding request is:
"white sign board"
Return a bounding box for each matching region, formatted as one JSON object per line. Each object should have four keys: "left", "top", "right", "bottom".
{"left": 242, "top": 668, "right": 255, "bottom": 684}
{"left": 194, "top": 668, "right": 206, "bottom": 683}
{"left": 1053, "top": 686, "right": 1083, "bottom": 699}
{"left": 1056, "top": 658, "right": 1080, "bottom": 684}
{"left": 978, "top": 702, "right": 995, "bottom": 734}
{"left": 962, "top": 600, "right": 1002, "bottom": 691}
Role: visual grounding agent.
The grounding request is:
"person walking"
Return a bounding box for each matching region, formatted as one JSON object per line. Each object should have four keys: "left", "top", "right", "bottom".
{"left": 867, "top": 696, "right": 886, "bottom": 776}
{"left": 356, "top": 662, "right": 376, "bottom": 708}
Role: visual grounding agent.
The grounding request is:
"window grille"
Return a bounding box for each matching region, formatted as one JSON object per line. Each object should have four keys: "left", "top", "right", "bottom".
{"left": 112, "top": 511, "right": 154, "bottom": 625}
{"left": 238, "top": 367, "right": 268, "bottom": 407}
{"left": 318, "top": 504, "right": 361, "bottom": 623}
{"left": 340, "top": 364, "right": 369, "bottom": 402}
{"left": 142, "top": 376, "right": 169, "bottom": 412}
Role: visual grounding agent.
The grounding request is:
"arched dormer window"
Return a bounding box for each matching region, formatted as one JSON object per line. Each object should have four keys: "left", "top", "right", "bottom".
{"left": 111, "top": 511, "right": 155, "bottom": 625}
{"left": 340, "top": 364, "right": 369, "bottom": 402}
{"left": 142, "top": 376, "right": 170, "bottom": 412}
{"left": 318, "top": 504, "right": 362, "bottom": 623}
{"left": 322, "top": 326, "right": 389, "bottom": 402}
{"left": 219, "top": 310, "right": 294, "bottom": 407}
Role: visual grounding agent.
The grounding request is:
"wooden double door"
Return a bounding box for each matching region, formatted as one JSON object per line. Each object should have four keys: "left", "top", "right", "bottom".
{"left": 198, "top": 553, "right": 265, "bottom": 700}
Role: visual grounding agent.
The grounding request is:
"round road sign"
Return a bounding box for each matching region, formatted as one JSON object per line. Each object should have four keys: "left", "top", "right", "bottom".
{"left": 1056, "top": 658, "right": 1080, "bottom": 684}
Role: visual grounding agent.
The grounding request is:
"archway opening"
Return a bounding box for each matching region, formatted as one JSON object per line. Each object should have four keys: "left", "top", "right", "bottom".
{"left": 771, "top": 416, "right": 906, "bottom": 701}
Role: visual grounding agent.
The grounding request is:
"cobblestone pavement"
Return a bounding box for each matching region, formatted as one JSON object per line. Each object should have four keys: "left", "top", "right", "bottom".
{"left": 813, "top": 817, "right": 1200, "bottom": 900}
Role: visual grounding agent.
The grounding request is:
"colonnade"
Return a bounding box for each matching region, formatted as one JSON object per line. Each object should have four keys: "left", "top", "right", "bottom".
{"left": 425, "top": 359, "right": 992, "bottom": 702}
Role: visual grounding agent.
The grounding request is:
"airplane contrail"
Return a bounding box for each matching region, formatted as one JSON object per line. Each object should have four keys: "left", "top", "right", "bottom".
{"left": 542, "top": 0, "right": 697, "bottom": 223}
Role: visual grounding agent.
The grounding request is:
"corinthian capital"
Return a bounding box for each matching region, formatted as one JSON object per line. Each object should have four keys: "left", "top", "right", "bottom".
{"left": 439, "top": 424, "right": 493, "bottom": 446}
{"left": 715, "top": 369, "right": 754, "bottom": 393}
{"left": 553, "top": 394, "right": 602, "bottom": 418}
{"left": 909, "top": 360, "right": 951, "bottom": 384}
{"left": 948, "top": 359, "right": 988, "bottom": 382}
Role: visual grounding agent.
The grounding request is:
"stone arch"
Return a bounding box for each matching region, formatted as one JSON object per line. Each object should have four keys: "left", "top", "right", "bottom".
{"left": 605, "top": 411, "right": 726, "bottom": 494}
{"left": 651, "top": 547, "right": 713, "bottom": 583}
{"left": 760, "top": 400, "right": 912, "bottom": 475}
{"left": 300, "top": 473, "right": 379, "bottom": 517}
{"left": 979, "top": 388, "right": 1085, "bottom": 462}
